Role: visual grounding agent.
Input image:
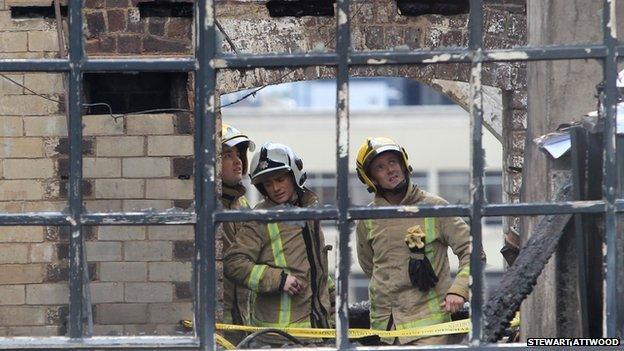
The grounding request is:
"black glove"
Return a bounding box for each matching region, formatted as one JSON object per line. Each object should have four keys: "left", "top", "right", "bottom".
{"left": 405, "top": 228, "right": 438, "bottom": 292}
{"left": 408, "top": 252, "right": 439, "bottom": 292}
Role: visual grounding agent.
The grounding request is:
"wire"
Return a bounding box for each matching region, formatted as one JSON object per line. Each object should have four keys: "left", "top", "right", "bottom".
{"left": 0, "top": 74, "right": 192, "bottom": 121}
{"left": 1, "top": 5, "right": 367, "bottom": 111}
{"left": 124, "top": 107, "right": 192, "bottom": 115}
{"left": 236, "top": 329, "right": 305, "bottom": 349}
{"left": 220, "top": 3, "right": 366, "bottom": 109}
{"left": 216, "top": 19, "right": 238, "bottom": 54}
{"left": 0, "top": 73, "right": 63, "bottom": 104}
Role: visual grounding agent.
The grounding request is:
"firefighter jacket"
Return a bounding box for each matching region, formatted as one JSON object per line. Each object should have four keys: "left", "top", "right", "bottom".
{"left": 356, "top": 183, "right": 473, "bottom": 344}
{"left": 224, "top": 188, "right": 332, "bottom": 335}
{"left": 219, "top": 183, "right": 251, "bottom": 326}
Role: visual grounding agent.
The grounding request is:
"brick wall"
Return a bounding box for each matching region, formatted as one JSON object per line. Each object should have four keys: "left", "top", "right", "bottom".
{"left": 0, "top": 0, "right": 527, "bottom": 335}
{"left": 0, "top": 113, "right": 196, "bottom": 336}
{"left": 84, "top": 0, "right": 192, "bottom": 55}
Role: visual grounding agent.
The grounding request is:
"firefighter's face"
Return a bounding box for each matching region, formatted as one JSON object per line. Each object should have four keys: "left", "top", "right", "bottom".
{"left": 222, "top": 145, "right": 243, "bottom": 186}
{"left": 262, "top": 170, "right": 296, "bottom": 204}
{"left": 369, "top": 152, "right": 405, "bottom": 190}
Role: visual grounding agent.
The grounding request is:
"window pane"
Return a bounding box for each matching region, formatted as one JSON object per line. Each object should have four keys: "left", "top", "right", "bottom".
{"left": 438, "top": 171, "right": 470, "bottom": 204}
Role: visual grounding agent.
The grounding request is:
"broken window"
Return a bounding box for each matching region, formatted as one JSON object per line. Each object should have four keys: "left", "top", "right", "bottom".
{"left": 83, "top": 72, "right": 190, "bottom": 114}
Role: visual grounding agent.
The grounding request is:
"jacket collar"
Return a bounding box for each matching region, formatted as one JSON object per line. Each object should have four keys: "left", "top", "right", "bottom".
{"left": 221, "top": 183, "right": 246, "bottom": 208}
{"left": 256, "top": 187, "right": 319, "bottom": 209}
{"left": 373, "top": 182, "right": 424, "bottom": 206}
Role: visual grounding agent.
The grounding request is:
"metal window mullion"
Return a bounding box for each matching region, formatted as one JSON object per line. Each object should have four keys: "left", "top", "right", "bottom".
{"left": 0, "top": 59, "right": 70, "bottom": 72}
{"left": 67, "top": 0, "right": 85, "bottom": 339}
{"left": 335, "top": 0, "right": 350, "bottom": 348}
{"left": 468, "top": 0, "right": 485, "bottom": 344}
{"left": 194, "top": 0, "right": 217, "bottom": 349}
{"left": 83, "top": 58, "right": 196, "bottom": 72}
{"left": 602, "top": 0, "right": 619, "bottom": 338}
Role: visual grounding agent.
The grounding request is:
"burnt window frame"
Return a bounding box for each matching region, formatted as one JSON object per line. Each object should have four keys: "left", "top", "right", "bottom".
{"left": 0, "top": 0, "right": 621, "bottom": 349}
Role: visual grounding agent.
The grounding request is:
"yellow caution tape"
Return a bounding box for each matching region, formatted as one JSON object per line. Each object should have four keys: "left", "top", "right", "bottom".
{"left": 183, "top": 313, "right": 521, "bottom": 342}
{"left": 215, "top": 334, "right": 236, "bottom": 350}
{"left": 216, "top": 319, "right": 471, "bottom": 339}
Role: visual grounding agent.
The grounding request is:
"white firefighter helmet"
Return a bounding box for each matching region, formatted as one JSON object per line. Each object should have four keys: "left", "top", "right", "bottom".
{"left": 222, "top": 123, "right": 255, "bottom": 174}
{"left": 249, "top": 142, "right": 307, "bottom": 194}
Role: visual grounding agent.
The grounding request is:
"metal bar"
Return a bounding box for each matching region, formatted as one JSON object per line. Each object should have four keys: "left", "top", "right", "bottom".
{"left": 213, "top": 45, "right": 611, "bottom": 70}
{"left": 468, "top": 0, "right": 485, "bottom": 344}
{"left": 218, "top": 200, "right": 608, "bottom": 222}
{"left": 215, "top": 208, "right": 339, "bottom": 222}
{"left": 0, "top": 59, "right": 70, "bottom": 72}
{"left": 0, "top": 337, "right": 605, "bottom": 351}
{"left": 617, "top": 199, "right": 624, "bottom": 211}
{"left": 570, "top": 126, "right": 589, "bottom": 336}
{"left": 0, "top": 336, "right": 199, "bottom": 349}
{"left": 603, "top": 0, "right": 619, "bottom": 338}
{"left": 335, "top": 0, "right": 350, "bottom": 348}
{"left": 0, "top": 201, "right": 610, "bottom": 227}
{"left": 212, "top": 53, "right": 338, "bottom": 69}
{"left": 351, "top": 46, "right": 608, "bottom": 66}
{"left": 1, "top": 44, "right": 621, "bottom": 72}
{"left": 349, "top": 205, "right": 471, "bottom": 219}
{"left": 66, "top": 0, "right": 84, "bottom": 339}
{"left": 0, "top": 213, "right": 69, "bottom": 225}
{"left": 194, "top": 0, "right": 217, "bottom": 349}
{"left": 82, "top": 212, "right": 196, "bottom": 225}
{"left": 483, "top": 201, "right": 607, "bottom": 216}
{"left": 83, "top": 58, "right": 196, "bottom": 72}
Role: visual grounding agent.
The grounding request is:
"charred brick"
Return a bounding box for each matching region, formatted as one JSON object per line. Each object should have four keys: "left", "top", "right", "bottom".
{"left": 396, "top": 0, "right": 469, "bottom": 16}
{"left": 365, "top": 26, "right": 383, "bottom": 49}
{"left": 117, "top": 35, "right": 142, "bottom": 53}
{"left": 173, "top": 200, "right": 193, "bottom": 210}
{"left": 106, "top": 0, "right": 130, "bottom": 8}
{"left": 54, "top": 138, "right": 95, "bottom": 157}
{"left": 174, "top": 282, "right": 192, "bottom": 300}
{"left": 173, "top": 241, "right": 194, "bottom": 260}
{"left": 46, "top": 305, "right": 69, "bottom": 325}
{"left": 85, "top": 0, "right": 106, "bottom": 9}
{"left": 174, "top": 113, "right": 193, "bottom": 134}
{"left": 107, "top": 9, "right": 127, "bottom": 32}
{"left": 172, "top": 157, "right": 193, "bottom": 179}
{"left": 266, "top": 0, "right": 334, "bottom": 17}
{"left": 86, "top": 11, "right": 106, "bottom": 39}
{"left": 45, "top": 262, "right": 69, "bottom": 282}
{"left": 59, "top": 226, "right": 96, "bottom": 242}
{"left": 148, "top": 17, "right": 167, "bottom": 36}
{"left": 166, "top": 18, "right": 191, "bottom": 40}
{"left": 59, "top": 180, "right": 93, "bottom": 198}
{"left": 143, "top": 36, "right": 189, "bottom": 53}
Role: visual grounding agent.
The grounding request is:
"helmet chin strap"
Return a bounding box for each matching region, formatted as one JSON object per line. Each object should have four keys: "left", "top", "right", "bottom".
{"left": 379, "top": 177, "right": 408, "bottom": 195}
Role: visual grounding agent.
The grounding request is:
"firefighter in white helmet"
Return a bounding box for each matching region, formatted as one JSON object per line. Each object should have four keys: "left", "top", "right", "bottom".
{"left": 224, "top": 142, "right": 332, "bottom": 346}
{"left": 355, "top": 137, "right": 478, "bottom": 345}
{"left": 218, "top": 123, "right": 255, "bottom": 343}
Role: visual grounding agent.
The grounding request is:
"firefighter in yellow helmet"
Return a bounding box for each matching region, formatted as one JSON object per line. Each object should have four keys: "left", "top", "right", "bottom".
{"left": 218, "top": 123, "right": 255, "bottom": 343}
{"left": 224, "top": 142, "right": 332, "bottom": 346}
{"left": 355, "top": 137, "right": 476, "bottom": 345}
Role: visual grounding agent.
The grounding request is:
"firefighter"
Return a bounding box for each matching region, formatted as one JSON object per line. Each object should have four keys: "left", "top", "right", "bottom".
{"left": 224, "top": 142, "right": 332, "bottom": 346}
{"left": 218, "top": 123, "right": 255, "bottom": 343}
{"left": 355, "top": 136, "right": 474, "bottom": 345}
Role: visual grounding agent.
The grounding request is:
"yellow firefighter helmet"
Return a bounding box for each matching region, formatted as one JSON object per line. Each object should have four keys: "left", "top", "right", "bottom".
{"left": 355, "top": 137, "right": 412, "bottom": 193}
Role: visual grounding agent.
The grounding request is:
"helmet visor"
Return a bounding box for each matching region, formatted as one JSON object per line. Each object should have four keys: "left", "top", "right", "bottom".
{"left": 224, "top": 136, "right": 256, "bottom": 152}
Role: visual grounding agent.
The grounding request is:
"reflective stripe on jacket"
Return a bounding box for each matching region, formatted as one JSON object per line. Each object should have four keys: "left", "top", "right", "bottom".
{"left": 356, "top": 184, "right": 474, "bottom": 344}
{"left": 224, "top": 189, "right": 331, "bottom": 335}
